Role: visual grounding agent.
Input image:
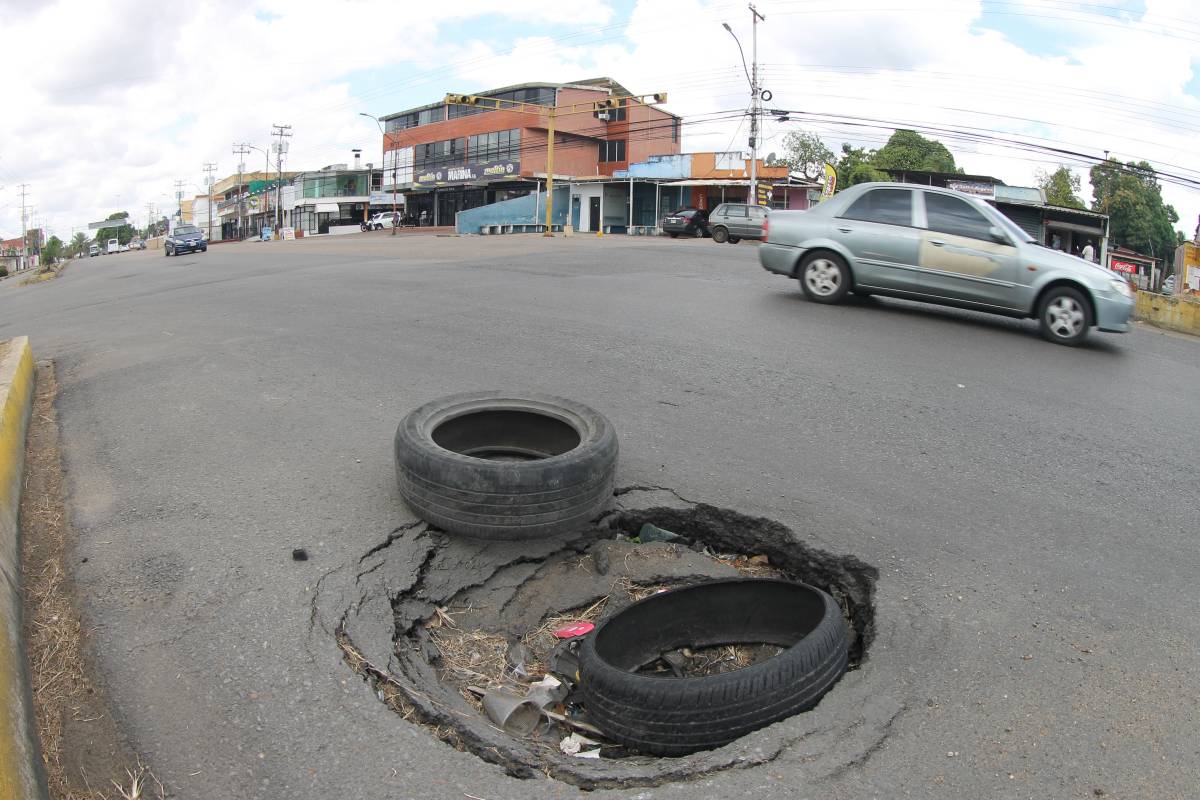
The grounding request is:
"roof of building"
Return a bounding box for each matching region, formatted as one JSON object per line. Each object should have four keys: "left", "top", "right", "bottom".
{"left": 382, "top": 77, "right": 678, "bottom": 121}
{"left": 885, "top": 169, "right": 1006, "bottom": 186}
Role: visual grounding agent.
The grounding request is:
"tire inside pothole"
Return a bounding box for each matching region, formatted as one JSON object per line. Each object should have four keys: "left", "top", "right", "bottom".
{"left": 327, "top": 487, "right": 879, "bottom": 790}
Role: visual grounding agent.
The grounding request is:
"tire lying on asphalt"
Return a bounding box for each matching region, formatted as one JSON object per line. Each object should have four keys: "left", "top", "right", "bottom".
{"left": 394, "top": 392, "right": 618, "bottom": 540}
{"left": 578, "top": 579, "right": 849, "bottom": 756}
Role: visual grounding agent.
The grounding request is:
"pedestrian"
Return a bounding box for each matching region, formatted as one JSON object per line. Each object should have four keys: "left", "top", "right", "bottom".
{"left": 1082, "top": 241, "right": 1095, "bottom": 262}
{"left": 420, "top": 209, "right": 429, "bottom": 227}
{"left": 392, "top": 210, "right": 400, "bottom": 234}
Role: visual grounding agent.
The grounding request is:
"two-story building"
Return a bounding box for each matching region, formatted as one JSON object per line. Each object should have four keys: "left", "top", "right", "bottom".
{"left": 378, "top": 77, "right": 681, "bottom": 226}
{"left": 291, "top": 163, "right": 379, "bottom": 235}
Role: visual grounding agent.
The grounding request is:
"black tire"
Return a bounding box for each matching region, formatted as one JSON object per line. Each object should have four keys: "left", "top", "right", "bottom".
{"left": 578, "top": 579, "right": 849, "bottom": 756}
{"left": 728, "top": 236, "right": 741, "bottom": 244}
{"left": 668, "top": 233, "right": 678, "bottom": 239}
{"left": 798, "top": 251, "right": 852, "bottom": 304}
{"left": 711, "top": 226, "right": 729, "bottom": 244}
{"left": 394, "top": 392, "right": 618, "bottom": 540}
{"left": 692, "top": 226, "right": 704, "bottom": 238}
{"left": 1037, "top": 285, "right": 1092, "bottom": 346}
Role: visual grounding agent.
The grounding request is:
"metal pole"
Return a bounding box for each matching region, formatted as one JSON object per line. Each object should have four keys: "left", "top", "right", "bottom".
{"left": 17, "top": 184, "right": 28, "bottom": 271}
{"left": 655, "top": 182, "right": 660, "bottom": 234}
{"left": 628, "top": 177, "right": 633, "bottom": 231}
{"left": 749, "top": 3, "right": 764, "bottom": 203}
{"left": 203, "top": 163, "right": 217, "bottom": 241}
{"left": 543, "top": 109, "right": 556, "bottom": 236}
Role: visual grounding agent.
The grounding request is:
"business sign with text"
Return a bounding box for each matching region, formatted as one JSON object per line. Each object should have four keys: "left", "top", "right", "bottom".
{"left": 411, "top": 160, "right": 520, "bottom": 189}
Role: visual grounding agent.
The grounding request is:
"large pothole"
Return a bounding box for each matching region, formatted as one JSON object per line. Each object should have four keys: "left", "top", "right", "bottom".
{"left": 312, "top": 487, "right": 888, "bottom": 790}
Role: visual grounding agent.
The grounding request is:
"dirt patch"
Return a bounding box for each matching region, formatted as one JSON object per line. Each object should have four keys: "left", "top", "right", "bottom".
{"left": 19, "top": 362, "right": 164, "bottom": 799}
{"left": 315, "top": 488, "right": 884, "bottom": 789}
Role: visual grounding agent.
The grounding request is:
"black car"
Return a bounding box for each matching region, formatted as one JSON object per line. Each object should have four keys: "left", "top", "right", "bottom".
{"left": 660, "top": 208, "right": 709, "bottom": 238}
{"left": 165, "top": 225, "right": 207, "bottom": 256}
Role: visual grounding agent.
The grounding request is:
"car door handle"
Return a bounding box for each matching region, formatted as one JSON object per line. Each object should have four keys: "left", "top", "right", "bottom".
{"left": 930, "top": 239, "right": 946, "bottom": 247}
{"left": 836, "top": 226, "right": 853, "bottom": 233}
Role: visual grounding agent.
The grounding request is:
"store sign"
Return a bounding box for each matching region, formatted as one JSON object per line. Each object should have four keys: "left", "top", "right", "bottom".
{"left": 412, "top": 160, "right": 519, "bottom": 188}
{"left": 947, "top": 180, "right": 996, "bottom": 200}
{"left": 821, "top": 163, "right": 837, "bottom": 200}
{"left": 755, "top": 182, "right": 772, "bottom": 205}
{"left": 1110, "top": 259, "right": 1138, "bottom": 274}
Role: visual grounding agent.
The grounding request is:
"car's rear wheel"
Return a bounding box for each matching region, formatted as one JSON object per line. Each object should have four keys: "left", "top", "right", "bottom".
{"left": 1038, "top": 286, "right": 1092, "bottom": 346}
{"left": 799, "top": 252, "right": 851, "bottom": 304}
{"left": 668, "top": 232, "right": 678, "bottom": 239}
{"left": 692, "top": 227, "right": 704, "bottom": 238}
{"left": 711, "top": 227, "right": 729, "bottom": 244}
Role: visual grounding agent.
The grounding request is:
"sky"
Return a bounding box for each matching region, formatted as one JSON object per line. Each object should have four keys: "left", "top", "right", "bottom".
{"left": 1, "top": 0, "right": 1198, "bottom": 245}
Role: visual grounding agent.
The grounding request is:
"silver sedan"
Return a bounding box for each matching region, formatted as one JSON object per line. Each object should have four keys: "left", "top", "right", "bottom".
{"left": 759, "top": 182, "right": 1135, "bottom": 345}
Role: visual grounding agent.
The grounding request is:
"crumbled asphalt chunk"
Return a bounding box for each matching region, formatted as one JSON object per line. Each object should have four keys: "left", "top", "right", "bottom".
{"left": 312, "top": 487, "right": 897, "bottom": 790}
{"left": 291, "top": 548, "right": 309, "bottom": 561}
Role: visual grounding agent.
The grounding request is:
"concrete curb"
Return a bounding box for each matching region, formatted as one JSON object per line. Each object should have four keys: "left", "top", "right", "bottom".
{"left": 0, "top": 337, "right": 48, "bottom": 800}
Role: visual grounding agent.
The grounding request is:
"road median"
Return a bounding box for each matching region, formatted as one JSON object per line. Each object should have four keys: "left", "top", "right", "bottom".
{"left": 0, "top": 336, "right": 47, "bottom": 800}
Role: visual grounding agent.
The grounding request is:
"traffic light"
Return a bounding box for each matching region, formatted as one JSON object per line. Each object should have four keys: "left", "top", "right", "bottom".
{"left": 445, "top": 94, "right": 479, "bottom": 106}
{"left": 652, "top": 92, "right": 668, "bottom": 103}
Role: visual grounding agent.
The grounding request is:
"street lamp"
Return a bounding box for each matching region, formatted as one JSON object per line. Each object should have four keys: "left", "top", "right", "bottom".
{"left": 360, "top": 112, "right": 398, "bottom": 235}
{"left": 723, "top": 8, "right": 765, "bottom": 202}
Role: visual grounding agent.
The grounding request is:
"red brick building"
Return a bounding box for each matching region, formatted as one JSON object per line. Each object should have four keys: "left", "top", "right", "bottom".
{"left": 378, "top": 78, "right": 680, "bottom": 225}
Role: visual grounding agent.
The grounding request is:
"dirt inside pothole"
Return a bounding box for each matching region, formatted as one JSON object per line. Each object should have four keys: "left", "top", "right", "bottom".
{"left": 324, "top": 488, "right": 879, "bottom": 789}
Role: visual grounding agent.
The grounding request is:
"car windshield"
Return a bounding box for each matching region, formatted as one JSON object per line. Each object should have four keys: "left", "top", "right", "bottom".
{"left": 175, "top": 227, "right": 200, "bottom": 236}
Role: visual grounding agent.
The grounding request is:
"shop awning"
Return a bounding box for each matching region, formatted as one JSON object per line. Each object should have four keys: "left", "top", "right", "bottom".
{"left": 316, "top": 203, "right": 339, "bottom": 214}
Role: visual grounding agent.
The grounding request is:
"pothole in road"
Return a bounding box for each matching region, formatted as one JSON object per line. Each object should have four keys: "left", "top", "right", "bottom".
{"left": 318, "top": 487, "right": 879, "bottom": 790}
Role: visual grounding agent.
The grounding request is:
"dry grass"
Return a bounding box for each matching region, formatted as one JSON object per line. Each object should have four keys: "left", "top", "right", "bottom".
{"left": 20, "top": 363, "right": 163, "bottom": 799}
{"left": 712, "top": 552, "right": 786, "bottom": 579}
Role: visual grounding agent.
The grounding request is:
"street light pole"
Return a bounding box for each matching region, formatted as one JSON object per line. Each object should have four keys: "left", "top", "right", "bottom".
{"left": 725, "top": 4, "right": 765, "bottom": 204}
{"left": 360, "top": 112, "right": 398, "bottom": 236}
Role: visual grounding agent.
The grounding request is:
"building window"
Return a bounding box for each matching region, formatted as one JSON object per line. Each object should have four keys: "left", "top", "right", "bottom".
{"left": 598, "top": 140, "right": 626, "bottom": 163}
{"left": 467, "top": 129, "right": 521, "bottom": 164}
{"left": 414, "top": 138, "right": 466, "bottom": 173}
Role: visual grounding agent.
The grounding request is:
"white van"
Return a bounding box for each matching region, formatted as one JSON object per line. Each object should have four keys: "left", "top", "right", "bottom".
{"left": 106, "top": 238, "right": 120, "bottom": 255}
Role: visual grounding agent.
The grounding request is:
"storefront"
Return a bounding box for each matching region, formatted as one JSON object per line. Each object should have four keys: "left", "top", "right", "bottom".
{"left": 399, "top": 160, "right": 532, "bottom": 226}
{"left": 1107, "top": 246, "right": 1159, "bottom": 290}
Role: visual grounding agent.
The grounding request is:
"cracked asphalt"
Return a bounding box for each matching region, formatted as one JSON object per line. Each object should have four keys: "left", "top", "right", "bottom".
{"left": 0, "top": 234, "right": 1197, "bottom": 799}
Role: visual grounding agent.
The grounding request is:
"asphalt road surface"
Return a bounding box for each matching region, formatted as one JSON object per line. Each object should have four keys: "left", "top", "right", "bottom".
{"left": 1, "top": 235, "right": 1197, "bottom": 799}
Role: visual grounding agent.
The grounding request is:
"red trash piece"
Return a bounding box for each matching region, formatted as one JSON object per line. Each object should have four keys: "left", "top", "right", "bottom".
{"left": 552, "top": 622, "right": 595, "bottom": 639}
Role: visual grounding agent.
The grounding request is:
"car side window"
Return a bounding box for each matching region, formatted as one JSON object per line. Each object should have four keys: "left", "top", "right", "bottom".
{"left": 749, "top": 206, "right": 767, "bottom": 220}
{"left": 924, "top": 192, "right": 995, "bottom": 241}
{"left": 724, "top": 204, "right": 748, "bottom": 217}
{"left": 841, "top": 189, "right": 912, "bottom": 226}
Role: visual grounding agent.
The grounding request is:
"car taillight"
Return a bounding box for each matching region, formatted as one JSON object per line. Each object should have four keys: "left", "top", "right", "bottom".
{"left": 762, "top": 215, "right": 769, "bottom": 242}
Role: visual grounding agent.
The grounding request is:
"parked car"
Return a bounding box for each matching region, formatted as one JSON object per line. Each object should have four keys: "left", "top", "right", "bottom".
{"left": 709, "top": 203, "right": 770, "bottom": 243}
{"left": 759, "top": 182, "right": 1136, "bottom": 346}
{"left": 132, "top": 239, "right": 146, "bottom": 250}
{"left": 660, "top": 208, "right": 709, "bottom": 238}
{"left": 362, "top": 212, "right": 398, "bottom": 231}
{"left": 106, "top": 238, "right": 120, "bottom": 255}
{"left": 164, "top": 225, "right": 207, "bottom": 256}
{"left": 119, "top": 243, "right": 130, "bottom": 253}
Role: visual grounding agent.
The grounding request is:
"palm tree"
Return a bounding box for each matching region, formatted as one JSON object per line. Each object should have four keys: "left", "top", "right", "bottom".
{"left": 70, "top": 232, "right": 88, "bottom": 256}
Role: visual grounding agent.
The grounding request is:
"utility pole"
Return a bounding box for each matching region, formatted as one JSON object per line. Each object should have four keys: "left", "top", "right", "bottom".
{"left": 271, "top": 124, "right": 292, "bottom": 234}
{"left": 145, "top": 202, "right": 155, "bottom": 237}
{"left": 749, "top": 3, "right": 764, "bottom": 202}
{"left": 18, "top": 184, "right": 29, "bottom": 271}
{"left": 233, "top": 143, "right": 251, "bottom": 240}
{"left": 203, "top": 163, "right": 217, "bottom": 241}
{"left": 174, "top": 179, "right": 186, "bottom": 226}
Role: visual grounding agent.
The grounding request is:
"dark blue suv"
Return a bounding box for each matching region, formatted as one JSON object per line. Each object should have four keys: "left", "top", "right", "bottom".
{"left": 165, "top": 225, "right": 207, "bottom": 256}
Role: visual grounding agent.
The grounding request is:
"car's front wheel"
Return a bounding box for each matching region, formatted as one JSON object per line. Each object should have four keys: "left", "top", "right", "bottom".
{"left": 1038, "top": 286, "right": 1091, "bottom": 346}
{"left": 711, "top": 226, "right": 729, "bottom": 243}
{"left": 799, "top": 252, "right": 851, "bottom": 304}
{"left": 668, "top": 232, "right": 678, "bottom": 239}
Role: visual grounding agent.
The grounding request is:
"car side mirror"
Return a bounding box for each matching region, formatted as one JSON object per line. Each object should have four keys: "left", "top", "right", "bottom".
{"left": 988, "top": 226, "right": 1010, "bottom": 245}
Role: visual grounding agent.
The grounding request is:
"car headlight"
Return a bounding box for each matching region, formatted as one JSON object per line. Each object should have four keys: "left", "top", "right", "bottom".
{"left": 1109, "top": 279, "right": 1134, "bottom": 299}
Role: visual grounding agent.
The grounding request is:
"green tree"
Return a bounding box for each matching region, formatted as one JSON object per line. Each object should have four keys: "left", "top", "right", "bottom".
{"left": 835, "top": 143, "right": 887, "bottom": 188}
{"left": 1036, "top": 165, "right": 1084, "bottom": 208}
{"left": 70, "top": 232, "right": 88, "bottom": 255}
{"left": 1090, "top": 159, "right": 1181, "bottom": 262}
{"left": 43, "top": 235, "right": 64, "bottom": 264}
{"left": 96, "top": 211, "right": 135, "bottom": 246}
{"left": 871, "top": 129, "right": 959, "bottom": 173}
{"left": 779, "top": 131, "right": 835, "bottom": 181}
